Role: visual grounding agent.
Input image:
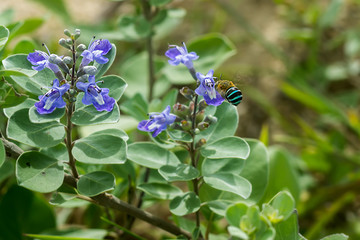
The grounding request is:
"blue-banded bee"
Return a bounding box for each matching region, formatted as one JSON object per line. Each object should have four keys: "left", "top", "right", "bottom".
{"left": 215, "top": 79, "right": 243, "bottom": 106}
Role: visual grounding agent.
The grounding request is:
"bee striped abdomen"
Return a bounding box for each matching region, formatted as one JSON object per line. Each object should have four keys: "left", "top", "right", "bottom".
{"left": 226, "top": 87, "right": 242, "bottom": 106}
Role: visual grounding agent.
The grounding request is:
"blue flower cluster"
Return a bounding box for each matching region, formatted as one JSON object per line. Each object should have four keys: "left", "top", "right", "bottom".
{"left": 137, "top": 42, "right": 224, "bottom": 137}
{"left": 27, "top": 38, "right": 115, "bottom": 114}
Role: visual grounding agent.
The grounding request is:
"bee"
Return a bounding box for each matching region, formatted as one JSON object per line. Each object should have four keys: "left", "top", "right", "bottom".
{"left": 215, "top": 79, "right": 243, "bottom": 106}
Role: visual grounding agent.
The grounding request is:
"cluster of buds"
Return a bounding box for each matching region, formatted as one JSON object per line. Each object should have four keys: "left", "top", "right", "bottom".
{"left": 27, "top": 29, "right": 115, "bottom": 114}
{"left": 172, "top": 87, "right": 217, "bottom": 134}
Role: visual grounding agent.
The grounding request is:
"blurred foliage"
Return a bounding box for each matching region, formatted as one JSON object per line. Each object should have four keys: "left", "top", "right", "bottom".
{"left": 0, "top": 0, "right": 360, "bottom": 239}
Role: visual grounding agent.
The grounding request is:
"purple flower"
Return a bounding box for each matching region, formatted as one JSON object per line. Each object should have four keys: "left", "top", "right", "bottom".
{"left": 81, "top": 39, "right": 112, "bottom": 66}
{"left": 35, "top": 79, "right": 70, "bottom": 114}
{"left": 138, "top": 105, "right": 177, "bottom": 137}
{"left": 195, "top": 69, "right": 224, "bottom": 106}
{"left": 76, "top": 75, "right": 115, "bottom": 112}
{"left": 27, "top": 50, "right": 60, "bottom": 73}
{"left": 165, "top": 42, "right": 199, "bottom": 69}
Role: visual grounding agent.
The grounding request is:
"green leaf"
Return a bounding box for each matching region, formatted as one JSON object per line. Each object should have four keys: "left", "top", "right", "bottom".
{"left": 117, "top": 15, "right": 151, "bottom": 41}
{"left": 163, "top": 33, "right": 236, "bottom": 84}
{"left": 240, "top": 139, "right": 269, "bottom": 203}
{"left": 119, "top": 52, "right": 170, "bottom": 99}
{"left": 226, "top": 202, "right": 249, "bottom": 227}
{"left": 95, "top": 75, "right": 127, "bottom": 101}
{"left": 202, "top": 158, "right": 245, "bottom": 177}
{"left": 0, "top": 9, "right": 14, "bottom": 26}
{"left": 7, "top": 109, "right": 65, "bottom": 148}
{"left": 168, "top": 129, "right": 193, "bottom": 142}
{"left": 0, "top": 140, "right": 5, "bottom": 168}
{"left": 127, "top": 142, "right": 180, "bottom": 169}
{"left": 158, "top": 164, "right": 199, "bottom": 182}
{"left": 29, "top": 106, "right": 65, "bottom": 123}
{"left": 94, "top": 44, "right": 117, "bottom": 78}
{"left": 16, "top": 151, "right": 64, "bottom": 193}
{"left": 153, "top": 8, "right": 186, "bottom": 39}
{"left": 71, "top": 100, "right": 120, "bottom": 126}
{"left": 2, "top": 54, "right": 54, "bottom": 95}
{"left": 169, "top": 192, "right": 201, "bottom": 216}
{"left": 318, "top": 0, "right": 343, "bottom": 28}
{"left": 161, "top": 88, "right": 178, "bottom": 110}
{"left": 204, "top": 173, "right": 252, "bottom": 199}
{"left": 205, "top": 200, "right": 233, "bottom": 217}
{"left": 0, "top": 25, "right": 9, "bottom": 51}
{"left": 13, "top": 39, "right": 37, "bottom": 54}
{"left": 137, "top": 182, "right": 183, "bottom": 200}
{"left": 268, "top": 191, "right": 295, "bottom": 221}
{"left": 227, "top": 226, "right": 248, "bottom": 239}
{"left": 274, "top": 212, "right": 299, "bottom": 240}
{"left": 8, "top": 18, "right": 44, "bottom": 41}
{"left": 72, "top": 132, "right": 127, "bottom": 164}
{"left": 25, "top": 228, "right": 107, "bottom": 240}
{"left": 320, "top": 234, "right": 349, "bottom": 240}
{"left": 0, "top": 161, "right": 14, "bottom": 183}
{"left": 196, "top": 102, "right": 238, "bottom": 143}
{"left": 201, "top": 136, "right": 250, "bottom": 159}
{"left": 120, "top": 93, "right": 148, "bottom": 121}
{"left": 3, "top": 98, "right": 36, "bottom": 118}
{"left": 0, "top": 69, "right": 34, "bottom": 77}
{"left": 0, "top": 185, "right": 56, "bottom": 239}
{"left": 261, "top": 147, "right": 300, "bottom": 203}
{"left": 149, "top": 0, "right": 172, "bottom": 6}
{"left": 28, "top": 0, "right": 71, "bottom": 23}
{"left": 89, "top": 128, "right": 129, "bottom": 142}
{"left": 77, "top": 171, "right": 116, "bottom": 197}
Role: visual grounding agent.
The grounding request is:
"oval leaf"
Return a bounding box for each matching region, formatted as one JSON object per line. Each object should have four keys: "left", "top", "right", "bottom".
{"left": 201, "top": 136, "right": 250, "bottom": 159}
{"left": 77, "top": 171, "right": 115, "bottom": 197}
{"left": 3, "top": 98, "right": 36, "bottom": 118}
{"left": 72, "top": 133, "right": 127, "bottom": 164}
{"left": 16, "top": 151, "right": 64, "bottom": 193}
{"left": 96, "top": 75, "right": 127, "bottom": 101}
{"left": 226, "top": 202, "right": 249, "bottom": 227}
{"left": 158, "top": 164, "right": 199, "bottom": 182}
{"left": 29, "top": 106, "right": 65, "bottom": 123}
{"left": 195, "top": 102, "right": 238, "bottom": 144}
{"left": 95, "top": 44, "right": 116, "bottom": 78}
{"left": 202, "top": 158, "right": 245, "bottom": 176}
{"left": 268, "top": 191, "right": 295, "bottom": 221}
{"left": 71, "top": 101, "right": 120, "bottom": 126}
{"left": 170, "top": 192, "right": 201, "bottom": 216}
{"left": 127, "top": 142, "right": 180, "bottom": 169}
{"left": 240, "top": 139, "right": 269, "bottom": 203}
{"left": 2, "top": 54, "right": 54, "bottom": 95}
{"left": 0, "top": 25, "right": 9, "bottom": 50}
{"left": 204, "top": 173, "right": 252, "bottom": 199}
{"left": 137, "top": 182, "right": 183, "bottom": 200}
{"left": 7, "top": 109, "right": 65, "bottom": 148}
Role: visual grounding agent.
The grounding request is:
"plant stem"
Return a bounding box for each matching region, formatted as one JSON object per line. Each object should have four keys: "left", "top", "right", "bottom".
{"left": 1, "top": 140, "right": 192, "bottom": 239}
{"left": 64, "top": 38, "right": 79, "bottom": 179}
{"left": 65, "top": 102, "right": 79, "bottom": 179}
{"left": 190, "top": 95, "right": 203, "bottom": 237}
{"left": 141, "top": 0, "right": 156, "bottom": 101}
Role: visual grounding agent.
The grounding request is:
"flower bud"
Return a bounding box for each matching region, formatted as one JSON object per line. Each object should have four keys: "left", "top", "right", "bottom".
{"left": 77, "top": 75, "right": 88, "bottom": 83}
{"left": 198, "top": 99, "right": 208, "bottom": 112}
{"left": 49, "top": 54, "right": 70, "bottom": 74}
{"left": 65, "top": 38, "right": 72, "bottom": 45}
{"left": 197, "top": 121, "right": 209, "bottom": 130}
{"left": 68, "top": 88, "right": 76, "bottom": 97}
{"left": 54, "top": 71, "right": 65, "bottom": 82}
{"left": 195, "top": 138, "right": 206, "bottom": 148}
{"left": 180, "top": 87, "right": 194, "bottom": 100}
{"left": 180, "top": 120, "right": 191, "bottom": 131}
{"left": 64, "top": 29, "right": 72, "bottom": 37}
{"left": 196, "top": 110, "right": 205, "bottom": 124}
{"left": 74, "top": 29, "right": 81, "bottom": 39}
{"left": 77, "top": 66, "right": 98, "bottom": 76}
{"left": 173, "top": 103, "right": 189, "bottom": 118}
{"left": 63, "top": 56, "right": 73, "bottom": 65}
{"left": 204, "top": 115, "right": 217, "bottom": 124}
{"left": 76, "top": 44, "right": 86, "bottom": 52}
{"left": 194, "top": 128, "right": 200, "bottom": 135}
{"left": 59, "top": 38, "right": 71, "bottom": 50}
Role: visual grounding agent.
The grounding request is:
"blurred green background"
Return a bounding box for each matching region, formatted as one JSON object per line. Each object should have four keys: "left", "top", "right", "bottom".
{"left": 1, "top": 0, "right": 360, "bottom": 239}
